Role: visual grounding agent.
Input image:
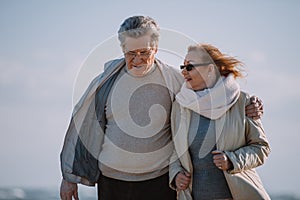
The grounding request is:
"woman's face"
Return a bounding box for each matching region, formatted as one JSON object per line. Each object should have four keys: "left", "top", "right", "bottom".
{"left": 181, "top": 50, "right": 212, "bottom": 91}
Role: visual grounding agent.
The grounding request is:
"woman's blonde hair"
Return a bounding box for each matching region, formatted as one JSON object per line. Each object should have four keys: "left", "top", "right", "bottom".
{"left": 188, "top": 43, "right": 244, "bottom": 78}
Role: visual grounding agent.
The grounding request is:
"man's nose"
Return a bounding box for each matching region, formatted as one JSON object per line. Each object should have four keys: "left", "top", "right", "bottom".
{"left": 133, "top": 53, "right": 142, "bottom": 62}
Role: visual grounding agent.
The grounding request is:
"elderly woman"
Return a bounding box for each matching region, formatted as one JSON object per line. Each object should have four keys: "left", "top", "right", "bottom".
{"left": 169, "top": 44, "right": 270, "bottom": 200}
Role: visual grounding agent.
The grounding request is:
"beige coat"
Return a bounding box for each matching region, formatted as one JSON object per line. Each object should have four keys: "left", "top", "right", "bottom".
{"left": 169, "top": 91, "right": 271, "bottom": 200}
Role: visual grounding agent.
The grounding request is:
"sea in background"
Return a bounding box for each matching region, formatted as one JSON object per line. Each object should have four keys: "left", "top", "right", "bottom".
{"left": 0, "top": 187, "right": 299, "bottom": 200}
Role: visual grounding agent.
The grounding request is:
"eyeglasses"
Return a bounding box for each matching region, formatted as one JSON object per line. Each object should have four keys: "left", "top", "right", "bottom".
{"left": 180, "top": 63, "right": 211, "bottom": 71}
{"left": 125, "top": 48, "right": 154, "bottom": 58}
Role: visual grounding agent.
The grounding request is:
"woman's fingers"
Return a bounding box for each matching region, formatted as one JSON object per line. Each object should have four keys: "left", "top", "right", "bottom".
{"left": 212, "top": 150, "right": 232, "bottom": 170}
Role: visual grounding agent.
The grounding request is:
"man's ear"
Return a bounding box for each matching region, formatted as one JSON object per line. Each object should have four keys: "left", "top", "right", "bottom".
{"left": 121, "top": 44, "right": 127, "bottom": 53}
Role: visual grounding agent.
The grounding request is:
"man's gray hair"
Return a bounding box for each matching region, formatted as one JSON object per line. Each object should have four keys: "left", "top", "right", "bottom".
{"left": 118, "top": 16, "right": 160, "bottom": 51}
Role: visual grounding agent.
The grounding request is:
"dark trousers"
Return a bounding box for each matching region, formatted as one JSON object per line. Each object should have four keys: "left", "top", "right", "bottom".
{"left": 97, "top": 173, "right": 176, "bottom": 200}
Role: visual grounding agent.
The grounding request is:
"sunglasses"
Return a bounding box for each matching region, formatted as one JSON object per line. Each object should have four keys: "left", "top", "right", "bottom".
{"left": 180, "top": 63, "right": 211, "bottom": 71}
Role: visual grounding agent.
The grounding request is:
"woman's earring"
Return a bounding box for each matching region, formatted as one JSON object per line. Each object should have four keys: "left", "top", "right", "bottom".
{"left": 208, "top": 73, "right": 211, "bottom": 78}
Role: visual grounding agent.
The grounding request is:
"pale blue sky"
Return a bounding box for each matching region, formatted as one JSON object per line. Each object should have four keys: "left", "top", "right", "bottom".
{"left": 0, "top": 0, "right": 299, "bottom": 196}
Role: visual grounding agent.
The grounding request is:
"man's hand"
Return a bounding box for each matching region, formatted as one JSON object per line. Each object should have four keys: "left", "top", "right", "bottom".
{"left": 175, "top": 171, "right": 191, "bottom": 191}
{"left": 60, "top": 179, "right": 79, "bottom": 200}
{"left": 245, "top": 96, "right": 264, "bottom": 120}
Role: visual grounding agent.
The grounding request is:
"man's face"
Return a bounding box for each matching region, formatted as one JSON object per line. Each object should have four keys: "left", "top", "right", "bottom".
{"left": 123, "top": 34, "right": 158, "bottom": 77}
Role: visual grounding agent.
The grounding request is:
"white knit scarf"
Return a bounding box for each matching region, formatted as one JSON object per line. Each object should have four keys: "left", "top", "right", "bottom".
{"left": 176, "top": 74, "right": 240, "bottom": 120}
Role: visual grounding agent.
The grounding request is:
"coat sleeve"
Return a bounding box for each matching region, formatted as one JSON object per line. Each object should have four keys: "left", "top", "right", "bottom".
{"left": 60, "top": 73, "right": 105, "bottom": 186}
{"left": 169, "top": 101, "right": 183, "bottom": 190}
{"left": 169, "top": 150, "right": 184, "bottom": 190}
{"left": 225, "top": 114, "right": 271, "bottom": 174}
{"left": 60, "top": 117, "right": 82, "bottom": 183}
{"left": 60, "top": 101, "right": 101, "bottom": 186}
{"left": 60, "top": 117, "right": 96, "bottom": 186}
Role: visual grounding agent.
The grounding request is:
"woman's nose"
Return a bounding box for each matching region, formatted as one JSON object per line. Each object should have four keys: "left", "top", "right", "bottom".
{"left": 181, "top": 68, "right": 188, "bottom": 75}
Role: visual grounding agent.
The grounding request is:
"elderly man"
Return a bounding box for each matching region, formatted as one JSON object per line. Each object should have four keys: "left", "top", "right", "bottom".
{"left": 60, "top": 16, "right": 263, "bottom": 200}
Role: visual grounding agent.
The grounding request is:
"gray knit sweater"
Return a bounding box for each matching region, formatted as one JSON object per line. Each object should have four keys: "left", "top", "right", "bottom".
{"left": 99, "top": 65, "right": 173, "bottom": 181}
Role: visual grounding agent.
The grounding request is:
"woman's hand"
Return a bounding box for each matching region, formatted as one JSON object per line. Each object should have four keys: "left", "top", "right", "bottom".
{"left": 212, "top": 150, "right": 233, "bottom": 171}
{"left": 175, "top": 171, "right": 191, "bottom": 191}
